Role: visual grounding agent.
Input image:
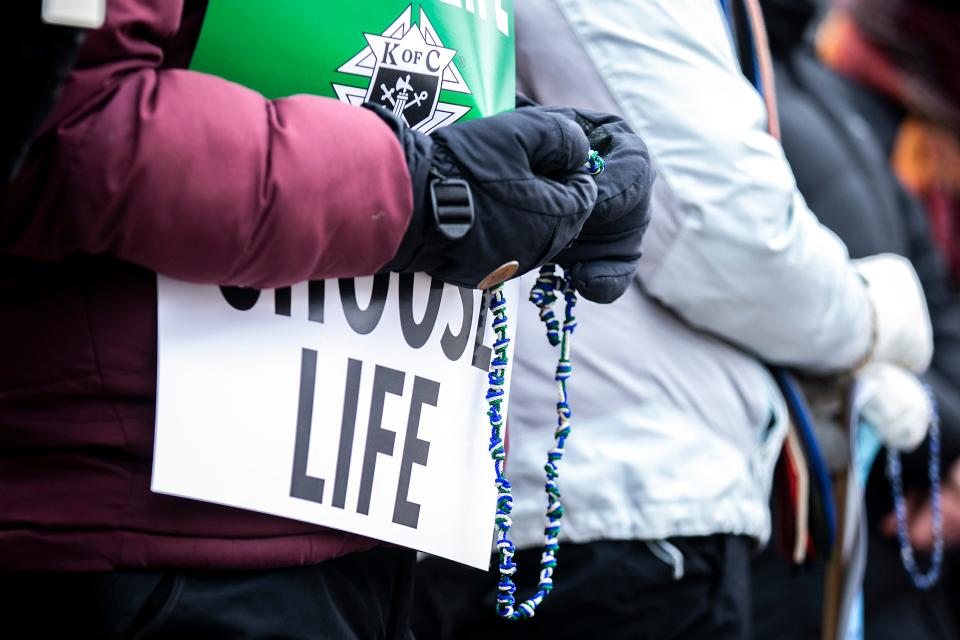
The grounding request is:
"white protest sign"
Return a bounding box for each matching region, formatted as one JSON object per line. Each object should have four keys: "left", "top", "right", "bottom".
{"left": 153, "top": 273, "right": 517, "bottom": 569}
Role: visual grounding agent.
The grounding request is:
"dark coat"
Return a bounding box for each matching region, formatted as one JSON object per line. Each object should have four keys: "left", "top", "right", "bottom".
{"left": 0, "top": 0, "right": 413, "bottom": 570}
{"left": 750, "top": 14, "right": 960, "bottom": 637}
{"left": 775, "top": 51, "right": 960, "bottom": 489}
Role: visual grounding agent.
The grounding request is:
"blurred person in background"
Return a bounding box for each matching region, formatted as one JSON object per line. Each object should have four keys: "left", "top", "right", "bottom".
{"left": 0, "top": 1, "right": 654, "bottom": 637}
{"left": 819, "top": 0, "right": 960, "bottom": 287}
{"left": 411, "top": 1, "right": 934, "bottom": 639}
{"left": 748, "top": 1, "right": 960, "bottom": 638}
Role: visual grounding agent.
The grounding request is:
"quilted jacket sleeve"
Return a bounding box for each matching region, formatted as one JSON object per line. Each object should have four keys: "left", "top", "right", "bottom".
{"left": 0, "top": 0, "right": 413, "bottom": 288}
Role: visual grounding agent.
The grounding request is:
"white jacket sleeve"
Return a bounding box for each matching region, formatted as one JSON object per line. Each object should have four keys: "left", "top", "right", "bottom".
{"left": 547, "top": 0, "right": 872, "bottom": 372}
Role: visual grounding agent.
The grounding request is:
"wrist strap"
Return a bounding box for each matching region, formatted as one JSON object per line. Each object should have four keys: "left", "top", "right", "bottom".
{"left": 429, "top": 171, "right": 474, "bottom": 240}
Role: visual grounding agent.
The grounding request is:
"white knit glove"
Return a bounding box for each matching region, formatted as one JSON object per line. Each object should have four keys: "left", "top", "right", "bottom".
{"left": 854, "top": 253, "right": 933, "bottom": 374}
{"left": 859, "top": 362, "right": 932, "bottom": 452}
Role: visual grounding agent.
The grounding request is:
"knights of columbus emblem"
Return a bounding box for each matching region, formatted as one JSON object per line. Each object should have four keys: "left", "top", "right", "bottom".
{"left": 333, "top": 5, "right": 472, "bottom": 134}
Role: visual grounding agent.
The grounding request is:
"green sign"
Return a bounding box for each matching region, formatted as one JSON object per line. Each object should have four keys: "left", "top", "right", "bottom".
{"left": 190, "top": 1, "right": 515, "bottom": 131}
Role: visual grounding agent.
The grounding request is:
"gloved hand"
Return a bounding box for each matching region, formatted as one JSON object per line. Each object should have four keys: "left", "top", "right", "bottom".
{"left": 854, "top": 254, "right": 933, "bottom": 374}
{"left": 860, "top": 362, "right": 932, "bottom": 452}
{"left": 532, "top": 107, "right": 654, "bottom": 303}
{"left": 368, "top": 104, "right": 599, "bottom": 290}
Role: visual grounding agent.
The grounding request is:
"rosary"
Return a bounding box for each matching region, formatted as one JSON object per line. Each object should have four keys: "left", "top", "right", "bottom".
{"left": 885, "top": 385, "right": 943, "bottom": 590}
{"left": 482, "top": 150, "right": 604, "bottom": 620}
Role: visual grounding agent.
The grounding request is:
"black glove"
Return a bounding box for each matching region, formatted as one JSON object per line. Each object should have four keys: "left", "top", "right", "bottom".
{"left": 367, "top": 103, "right": 599, "bottom": 289}
{"left": 537, "top": 107, "right": 654, "bottom": 303}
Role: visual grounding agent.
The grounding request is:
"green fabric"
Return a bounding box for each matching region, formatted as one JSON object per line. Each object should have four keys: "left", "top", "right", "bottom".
{"left": 190, "top": 1, "right": 514, "bottom": 128}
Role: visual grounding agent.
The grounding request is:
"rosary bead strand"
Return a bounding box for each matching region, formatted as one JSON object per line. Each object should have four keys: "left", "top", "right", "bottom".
{"left": 886, "top": 385, "right": 943, "bottom": 590}
{"left": 583, "top": 150, "right": 605, "bottom": 176}
{"left": 485, "top": 265, "right": 578, "bottom": 620}
{"left": 484, "top": 149, "right": 600, "bottom": 620}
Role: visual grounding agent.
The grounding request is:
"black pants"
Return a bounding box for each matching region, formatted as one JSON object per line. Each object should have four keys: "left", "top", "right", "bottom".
{"left": 749, "top": 544, "right": 823, "bottom": 640}
{"left": 413, "top": 536, "right": 752, "bottom": 640}
{"left": 0, "top": 546, "right": 416, "bottom": 640}
{"left": 750, "top": 532, "right": 959, "bottom": 640}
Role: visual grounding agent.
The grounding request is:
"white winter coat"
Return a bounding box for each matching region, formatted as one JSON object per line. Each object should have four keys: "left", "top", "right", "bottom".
{"left": 505, "top": 0, "right": 872, "bottom": 550}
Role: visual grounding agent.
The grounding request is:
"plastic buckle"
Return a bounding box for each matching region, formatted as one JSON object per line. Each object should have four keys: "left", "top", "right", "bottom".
{"left": 430, "top": 178, "right": 475, "bottom": 240}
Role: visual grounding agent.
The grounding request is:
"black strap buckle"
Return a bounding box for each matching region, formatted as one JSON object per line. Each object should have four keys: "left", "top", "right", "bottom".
{"left": 430, "top": 177, "right": 475, "bottom": 240}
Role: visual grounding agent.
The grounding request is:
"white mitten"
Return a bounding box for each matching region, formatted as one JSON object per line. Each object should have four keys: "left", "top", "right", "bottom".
{"left": 859, "top": 362, "right": 932, "bottom": 452}
{"left": 854, "top": 254, "right": 933, "bottom": 374}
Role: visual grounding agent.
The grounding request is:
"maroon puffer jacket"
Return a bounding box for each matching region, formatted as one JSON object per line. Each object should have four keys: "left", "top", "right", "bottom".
{"left": 0, "top": 0, "right": 413, "bottom": 570}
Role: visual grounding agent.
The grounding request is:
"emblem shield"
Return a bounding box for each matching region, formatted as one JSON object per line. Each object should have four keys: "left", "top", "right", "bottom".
{"left": 368, "top": 66, "right": 441, "bottom": 130}
{"left": 362, "top": 23, "right": 456, "bottom": 131}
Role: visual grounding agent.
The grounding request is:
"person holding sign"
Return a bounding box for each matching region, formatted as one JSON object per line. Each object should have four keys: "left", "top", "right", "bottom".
{"left": 0, "top": 0, "right": 655, "bottom": 638}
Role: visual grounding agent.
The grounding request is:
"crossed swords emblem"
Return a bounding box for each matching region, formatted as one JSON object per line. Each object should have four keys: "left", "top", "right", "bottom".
{"left": 380, "top": 74, "right": 430, "bottom": 119}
